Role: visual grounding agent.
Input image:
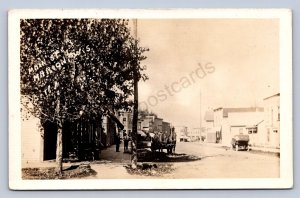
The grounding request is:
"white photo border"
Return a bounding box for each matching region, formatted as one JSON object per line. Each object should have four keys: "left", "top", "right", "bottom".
{"left": 9, "top": 9, "right": 293, "bottom": 190}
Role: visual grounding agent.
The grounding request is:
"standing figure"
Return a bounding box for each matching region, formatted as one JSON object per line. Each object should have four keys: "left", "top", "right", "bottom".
{"left": 123, "top": 132, "right": 129, "bottom": 152}
{"left": 115, "top": 133, "right": 120, "bottom": 152}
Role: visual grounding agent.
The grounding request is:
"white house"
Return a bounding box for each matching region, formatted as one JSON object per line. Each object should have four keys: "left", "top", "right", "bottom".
{"left": 263, "top": 93, "right": 280, "bottom": 148}
{"left": 213, "top": 107, "right": 264, "bottom": 146}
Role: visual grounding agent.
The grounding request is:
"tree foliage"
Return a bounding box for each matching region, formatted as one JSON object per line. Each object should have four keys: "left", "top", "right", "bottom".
{"left": 20, "top": 19, "right": 148, "bottom": 125}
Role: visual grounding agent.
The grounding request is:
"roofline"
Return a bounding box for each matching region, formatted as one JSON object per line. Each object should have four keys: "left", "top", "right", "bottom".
{"left": 263, "top": 93, "right": 280, "bottom": 100}
{"left": 230, "top": 125, "right": 246, "bottom": 127}
{"left": 213, "top": 107, "right": 264, "bottom": 117}
{"left": 213, "top": 107, "right": 223, "bottom": 111}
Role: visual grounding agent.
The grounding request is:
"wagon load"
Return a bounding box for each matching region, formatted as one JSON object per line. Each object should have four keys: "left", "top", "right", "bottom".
{"left": 151, "top": 130, "right": 176, "bottom": 154}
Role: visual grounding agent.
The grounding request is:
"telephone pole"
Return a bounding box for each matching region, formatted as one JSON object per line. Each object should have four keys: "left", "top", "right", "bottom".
{"left": 200, "top": 91, "right": 202, "bottom": 142}
{"left": 131, "top": 19, "right": 138, "bottom": 169}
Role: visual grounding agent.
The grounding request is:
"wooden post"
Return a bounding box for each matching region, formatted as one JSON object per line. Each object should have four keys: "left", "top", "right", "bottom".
{"left": 131, "top": 19, "right": 138, "bottom": 169}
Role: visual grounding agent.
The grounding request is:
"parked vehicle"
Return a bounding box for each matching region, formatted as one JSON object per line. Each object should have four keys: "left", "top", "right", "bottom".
{"left": 137, "top": 131, "right": 152, "bottom": 149}
{"left": 180, "top": 136, "right": 191, "bottom": 142}
{"left": 231, "top": 134, "right": 250, "bottom": 151}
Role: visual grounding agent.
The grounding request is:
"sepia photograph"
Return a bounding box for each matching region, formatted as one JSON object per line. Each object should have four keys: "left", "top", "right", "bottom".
{"left": 9, "top": 9, "right": 293, "bottom": 189}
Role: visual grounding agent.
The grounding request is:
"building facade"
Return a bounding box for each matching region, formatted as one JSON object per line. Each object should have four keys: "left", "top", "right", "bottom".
{"left": 21, "top": 104, "right": 122, "bottom": 164}
{"left": 213, "top": 107, "right": 264, "bottom": 146}
{"left": 263, "top": 93, "right": 280, "bottom": 148}
{"left": 162, "top": 121, "right": 171, "bottom": 136}
{"left": 174, "top": 126, "right": 189, "bottom": 142}
{"left": 189, "top": 128, "right": 201, "bottom": 141}
{"left": 203, "top": 110, "right": 215, "bottom": 142}
{"left": 118, "top": 111, "right": 133, "bottom": 136}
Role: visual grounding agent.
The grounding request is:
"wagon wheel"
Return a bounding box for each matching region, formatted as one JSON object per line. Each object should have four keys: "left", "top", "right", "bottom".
{"left": 247, "top": 144, "right": 250, "bottom": 151}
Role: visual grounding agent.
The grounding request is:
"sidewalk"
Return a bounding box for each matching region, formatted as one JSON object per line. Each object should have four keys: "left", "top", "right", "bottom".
{"left": 99, "top": 142, "right": 131, "bottom": 163}
{"left": 250, "top": 145, "right": 280, "bottom": 153}
{"left": 22, "top": 160, "right": 77, "bottom": 169}
{"left": 22, "top": 142, "right": 131, "bottom": 169}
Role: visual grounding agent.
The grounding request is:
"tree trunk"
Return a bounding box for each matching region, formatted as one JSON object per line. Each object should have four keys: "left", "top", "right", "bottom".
{"left": 55, "top": 92, "right": 63, "bottom": 175}
{"left": 56, "top": 126, "right": 63, "bottom": 174}
{"left": 130, "top": 133, "right": 137, "bottom": 169}
{"left": 131, "top": 19, "right": 138, "bottom": 169}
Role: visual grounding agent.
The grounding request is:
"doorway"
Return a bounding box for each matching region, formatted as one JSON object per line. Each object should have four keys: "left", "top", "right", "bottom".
{"left": 43, "top": 121, "right": 57, "bottom": 160}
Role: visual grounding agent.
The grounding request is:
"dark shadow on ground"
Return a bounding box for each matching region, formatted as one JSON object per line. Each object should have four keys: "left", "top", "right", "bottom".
{"left": 124, "top": 162, "right": 175, "bottom": 177}
{"left": 200, "top": 154, "right": 226, "bottom": 160}
{"left": 64, "top": 165, "right": 80, "bottom": 171}
{"left": 90, "top": 160, "right": 113, "bottom": 164}
{"left": 137, "top": 149, "right": 201, "bottom": 162}
{"left": 22, "top": 164, "right": 96, "bottom": 179}
{"left": 248, "top": 149, "right": 280, "bottom": 157}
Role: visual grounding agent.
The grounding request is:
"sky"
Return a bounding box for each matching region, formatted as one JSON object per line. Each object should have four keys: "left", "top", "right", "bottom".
{"left": 133, "top": 19, "right": 279, "bottom": 129}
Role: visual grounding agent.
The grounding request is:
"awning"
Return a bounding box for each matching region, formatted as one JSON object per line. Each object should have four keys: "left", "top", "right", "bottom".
{"left": 107, "top": 112, "right": 124, "bottom": 130}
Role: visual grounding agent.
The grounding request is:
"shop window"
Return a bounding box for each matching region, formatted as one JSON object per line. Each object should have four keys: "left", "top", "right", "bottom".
{"left": 253, "top": 128, "right": 257, "bottom": 134}
{"left": 247, "top": 127, "right": 257, "bottom": 134}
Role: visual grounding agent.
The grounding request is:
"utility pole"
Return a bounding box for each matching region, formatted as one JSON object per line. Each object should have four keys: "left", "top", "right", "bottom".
{"left": 131, "top": 19, "right": 138, "bottom": 169}
{"left": 200, "top": 91, "right": 202, "bottom": 142}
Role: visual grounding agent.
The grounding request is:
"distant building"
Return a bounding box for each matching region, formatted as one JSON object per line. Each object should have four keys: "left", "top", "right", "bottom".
{"left": 203, "top": 110, "right": 215, "bottom": 142}
{"left": 138, "top": 115, "right": 154, "bottom": 132}
{"left": 162, "top": 121, "right": 171, "bottom": 136}
{"left": 118, "top": 111, "right": 132, "bottom": 136}
{"left": 213, "top": 107, "right": 264, "bottom": 146}
{"left": 174, "top": 126, "right": 189, "bottom": 142}
{"left": 189, "top": 128, "right": 201, "bottom": 141}
{"left": 154, "top": 117, "right": 163, "bottom": 132}
{"left": 263, "top": 93, "right": 280, "bottom": 148}
{"left": 137, "top": 112, "right": 173, "bottom": 143}
{"left": 138, "top": 115, "right": 164, "bottom": 133}
{"left": 204, "top": 110, "right": 214, "bottom": 129}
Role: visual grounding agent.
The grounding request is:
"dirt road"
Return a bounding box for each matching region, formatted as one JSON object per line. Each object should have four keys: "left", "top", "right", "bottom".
{"left": 87, "top": 142, "right": 279, "bottom": 179}
{"left": 167, "top": 142, "right": 279, "bottom": 178}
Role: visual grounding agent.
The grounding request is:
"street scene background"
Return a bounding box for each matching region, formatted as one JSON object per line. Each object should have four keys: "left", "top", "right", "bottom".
{"left": 20, "top": 18, "right": 280, "bottom": 179}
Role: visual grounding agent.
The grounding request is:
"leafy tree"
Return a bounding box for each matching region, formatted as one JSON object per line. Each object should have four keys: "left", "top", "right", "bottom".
{"left": 20, "top": 19, "right": 148, "bottom": 173}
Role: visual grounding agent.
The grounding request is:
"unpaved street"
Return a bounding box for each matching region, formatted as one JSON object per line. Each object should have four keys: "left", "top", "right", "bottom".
{"left": 88, "top": 142, "right": 280, "bottom": 179}
{"left": 168, "top": 142, "right": 279, "bottom": 178}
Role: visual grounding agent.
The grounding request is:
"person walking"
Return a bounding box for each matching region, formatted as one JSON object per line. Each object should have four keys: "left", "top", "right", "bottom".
{"left": 123, "top": 132, "right": 129, "bottom": 152}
